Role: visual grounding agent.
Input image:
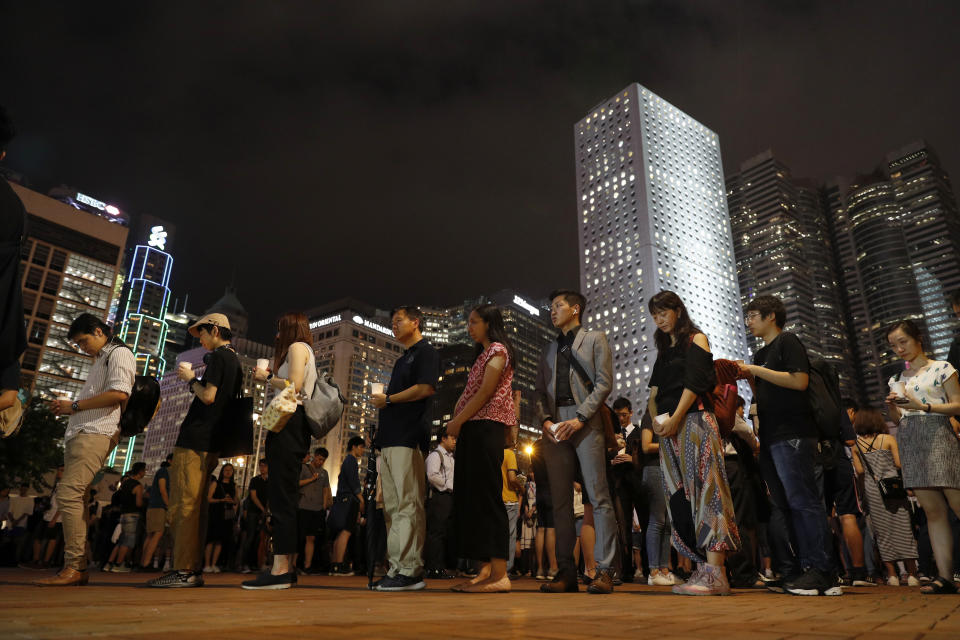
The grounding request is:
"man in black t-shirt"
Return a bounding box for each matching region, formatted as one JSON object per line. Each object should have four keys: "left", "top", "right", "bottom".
{"left": 370, "top": 306, "right": 439, "bottom": 592}
{"left": 739, "top": 295, "right": 838, "bottom": 596}
{"left": 148, "top": 313, "right": 241, "bottom": 589}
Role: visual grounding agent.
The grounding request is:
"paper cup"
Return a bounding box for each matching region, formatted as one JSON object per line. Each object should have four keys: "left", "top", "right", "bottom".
{"left": 256, "top": 358, "right": 269, "bottom": 371}
{"left": 370, "top": 382, "right": 384, "bottom": 395}
{"left": 889, "top": 380, "right": 907, "bottom": 398}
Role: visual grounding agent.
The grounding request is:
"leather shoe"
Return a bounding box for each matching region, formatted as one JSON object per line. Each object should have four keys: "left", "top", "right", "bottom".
{"left": 34, "top": 567, "right": 89, "bottom": 587}
{"left": 539, "top": 571, "right": 579, "bottom": 593}
{"left": 586, "top": 569, "right": 614, "bottom": 594}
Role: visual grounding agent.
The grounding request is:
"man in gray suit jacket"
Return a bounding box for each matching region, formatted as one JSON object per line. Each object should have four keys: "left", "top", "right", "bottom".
{"left": 534, "top": 289, "right": 616, "bottom": 594}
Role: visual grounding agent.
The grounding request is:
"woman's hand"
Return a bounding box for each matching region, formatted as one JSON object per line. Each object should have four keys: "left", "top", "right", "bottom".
{"left": 253, "top": 366, "right": 270, "bottom": 382}
{"left": 653, "top": 412, "right": 681, "bottom": 438}
{"left": 445, "top": 416, "right": 463, "bottom": 438}
{"left": 895, "top": 391, "right": 927, "bottom": 412}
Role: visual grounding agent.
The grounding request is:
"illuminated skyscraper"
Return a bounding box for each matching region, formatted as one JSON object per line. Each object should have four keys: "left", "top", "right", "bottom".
{"left": 727, "top": 151, "right": 854, "bottom": 397}
{"left": 575, "top": 84, "right": 750, "bottom": 403}
{"left": 117, "top": 245, "right": 172, "bottom": 377}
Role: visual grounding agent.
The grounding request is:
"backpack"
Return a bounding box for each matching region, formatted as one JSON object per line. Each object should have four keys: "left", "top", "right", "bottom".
{"left": 106, "top": 342, "right": 162, "bottom": 438}
{"left": 302, "top": 368, "right": 346, "bottom": 440}
{"left": 807, "top": 357, "right": 842, "bottom": 442}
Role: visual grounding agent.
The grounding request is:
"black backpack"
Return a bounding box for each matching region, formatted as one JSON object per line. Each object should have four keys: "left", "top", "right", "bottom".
{"left": 106, "top": 342, "right": 162, "bottom": 437}
{"left": 807, "top": 357, "right": 842, "bottom": 442}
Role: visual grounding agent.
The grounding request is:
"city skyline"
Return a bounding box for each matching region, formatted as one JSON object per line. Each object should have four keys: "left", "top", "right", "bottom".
{"left": 4, "top": 2, "right": 960, "bottom": 340}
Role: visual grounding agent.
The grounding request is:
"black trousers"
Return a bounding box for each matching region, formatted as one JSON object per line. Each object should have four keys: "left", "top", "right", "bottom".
{"left": 725, "top": 455, "right": 760, "bottom": 585}
{"left": 613, "top": 465, "right": 645, "bottom": 577}
{"left": 424, "top": 492, "right": 454, "bottom": 571}
{"left": 454, "top": 420, "right": 508, "bottom": 561}
{"left": 265, "top": 407, "right": 310, "bottom": 555}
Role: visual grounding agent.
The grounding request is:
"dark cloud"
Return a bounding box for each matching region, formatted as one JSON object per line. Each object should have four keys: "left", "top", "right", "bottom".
{"left": 3, "top": 1, "right": 959, "bottom": 340}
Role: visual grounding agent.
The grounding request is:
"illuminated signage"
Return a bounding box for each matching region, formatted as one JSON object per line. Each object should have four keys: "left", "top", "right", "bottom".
{"left": 76, "top": 192, "right": 121, "bottom": 216}
{"left": 147, "top": 225, "right": 168, "bottom": 250}
{"left": 513, "top": 295, "right": 540, "bottom": 317}
{"left": 309, "top": 314, "right": 342, "bottom": 330}
{"left": 351, "top": 314, "right": 393, "bottom": 336}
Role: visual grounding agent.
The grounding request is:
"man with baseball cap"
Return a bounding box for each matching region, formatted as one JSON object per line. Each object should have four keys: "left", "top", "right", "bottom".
{"left": 148, "top": 313, "right": 242, "bottom": 588}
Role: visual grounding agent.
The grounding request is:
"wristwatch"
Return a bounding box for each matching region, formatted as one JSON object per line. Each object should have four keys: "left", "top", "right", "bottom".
{"left": 71, "top": 401, "right": 80, "bottom": 413}
{"left": 576, "top": 412, "right": 587, "bottom": 425}
{"left": 385, "top": 394, "right": 393, "bottom": 406}
{"left": 924, "top": 404, "right": 932, "bottom": 413}
{"left": 189, "top": 377, "right": 200, "bottom": 388}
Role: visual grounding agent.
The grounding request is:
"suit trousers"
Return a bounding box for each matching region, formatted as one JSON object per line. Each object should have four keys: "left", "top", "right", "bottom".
{"left": 380, "top": 445, "right": 426, "bottom": 577}
{"left": 542, "top": 406, "right": 617, "bottom": 573}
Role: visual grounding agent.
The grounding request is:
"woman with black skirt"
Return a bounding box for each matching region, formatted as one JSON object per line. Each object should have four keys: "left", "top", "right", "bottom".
{"left": 203, "top": 463, "right": 236, "bottom": 573}
{"left": 444, "top": 304, "right": 517, "bottom": 593}
{"left": 244, "top": 312, "right": 316, "bottom": 590}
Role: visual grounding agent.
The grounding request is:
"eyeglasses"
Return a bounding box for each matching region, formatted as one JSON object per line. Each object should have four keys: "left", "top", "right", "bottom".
{"left": 744, "top": 312, "right": 762, "bottom": 321}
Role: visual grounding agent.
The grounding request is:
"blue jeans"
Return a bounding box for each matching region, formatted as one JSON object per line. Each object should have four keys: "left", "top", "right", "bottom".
{"left": 505, "top": 502, "right": 519, "bottom": 570}
{"left": 642, "top": 466, "right": 671, "bottom": 568}
{"left": 760, "top": 437, "right": 834, "bottom": 575}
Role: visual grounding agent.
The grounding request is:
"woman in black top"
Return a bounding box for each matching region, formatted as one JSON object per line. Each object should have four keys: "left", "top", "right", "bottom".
{"left": 204, "top": 463, "right": 236, "bottom": 573}
{"left": 647, "top": 290, "right": 739, "bottom": 596}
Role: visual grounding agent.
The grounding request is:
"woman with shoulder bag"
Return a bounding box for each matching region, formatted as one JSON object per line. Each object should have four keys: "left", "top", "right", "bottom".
{"left": 444, "top": 304, "right": 517, "bottom": 593}
{"left": 242, "top": 312, "right": 317, "bottom": 590}
{"left": 850, "top": 408, "right": 919, "bottom": 586}
{"left": 884, "top": 320, "right": 960, "bottom": 595}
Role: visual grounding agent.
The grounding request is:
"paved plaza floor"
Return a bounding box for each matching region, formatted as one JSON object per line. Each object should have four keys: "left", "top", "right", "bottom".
{"left": 2, "top": 569, "right": 960, "bottom": 639}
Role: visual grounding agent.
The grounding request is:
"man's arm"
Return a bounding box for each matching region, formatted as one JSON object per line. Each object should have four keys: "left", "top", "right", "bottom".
{"left": 323, "top": 486, "right": 332, "bottom": 510}
{"left": 747, "top": 367, "right": 808, "bottom": 391}
{"left": 158, "top": 477, "right": 169, "bottom": 507}
{"left": 249, "top": 487, "right": 266, "bottom": 512}
{"left": 53, "top": 389, "right": 129, "bottom": 415}
{"left": 134, "top": 484, "right": 144, "bottom": 508}
{"left": 575, "top": 332, "right": 613, "bottom": 422}
{"left": 534, "top": 350, "right": 554, "bottom": 429}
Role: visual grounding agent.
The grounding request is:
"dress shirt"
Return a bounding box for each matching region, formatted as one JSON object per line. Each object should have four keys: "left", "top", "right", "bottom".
{"left": 425, "top": 445, "right": 455, "bottom": 493}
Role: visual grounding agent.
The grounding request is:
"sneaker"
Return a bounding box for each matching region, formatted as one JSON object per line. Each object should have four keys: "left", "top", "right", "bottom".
{"left": 671, "top": 564, "right": 730, "bottom": 596}
{"left": 886, "top": 575, "right": 900, "bottom": 587}
{"left": 650, "top": 572, "right": 677, "bottom": 586}
{"left": 147, "top": 570, "right": 204, "bottom": 588}
{"left": 241, "top": 571, "right": 296, "bottom": 590}
{"left": 852, "top": 577, "right": 876, "bottom": 587}
{"left": 211, "top": 566, "right": 221, "bottom": 574}
{"left": 785, "top": 569, "right": 841, "bottom": 596}
{"left": 765, "top": 573, "right": 799, "bottom": 594}
{"left": 202, "top": 566, "right": 215, "bottom": 574}
{"left": 111, "top": 564, "right": 131, "bottom": 573}
{"left": 535, "top": 573, "right": 547, "bottom": 581}
{"left": 907, "top": 575, "right": 921, "bottom": 587}
{"left": 634, "top": 570, "right": 645, "bottom": 582}
{"left": 240, "top": 565, "right": 253, "bottom": 574}
{"left": 100, "top": 562, "right": 114, "bottom": 573}
{"left": 333, "top": 563, "right": 355, "bottom": 576}
{"left": 373, "top": 574, "right": 426, "bottom": 591}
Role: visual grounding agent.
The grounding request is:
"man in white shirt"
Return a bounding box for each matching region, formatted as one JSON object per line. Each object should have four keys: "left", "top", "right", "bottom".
{"left": 34, "top": 314, "right": 135, "bottom": 587}
{"left": 424, "top": 428, "right": 456, "bottom": 579}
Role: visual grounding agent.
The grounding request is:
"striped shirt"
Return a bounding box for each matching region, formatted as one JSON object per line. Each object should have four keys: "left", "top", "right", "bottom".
{"left": 64, "top": 342, "right": 136, "bottom": 442}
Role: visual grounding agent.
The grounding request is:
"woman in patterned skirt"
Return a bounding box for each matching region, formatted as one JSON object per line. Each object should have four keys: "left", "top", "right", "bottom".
{"left": 885, "top": 320, "right": 960, "bottom": 595}
{"left": 647, "top": 290, "right": 740, "bottom": 595}
{"left": 850, "top": 408, "right": 919, "bottom": 586}
{"left": 444, "top": 304, "right": 517, "bottom": 593}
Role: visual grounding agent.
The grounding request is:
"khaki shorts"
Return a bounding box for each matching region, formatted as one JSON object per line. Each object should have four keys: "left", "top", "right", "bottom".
{"left": 146, "top": 507, "right": 167, "bottom": 534}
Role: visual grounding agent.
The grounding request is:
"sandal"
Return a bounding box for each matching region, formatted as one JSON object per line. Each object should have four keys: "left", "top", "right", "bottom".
{"left": 920, "top": 577, "right": 958, "bottom": 595}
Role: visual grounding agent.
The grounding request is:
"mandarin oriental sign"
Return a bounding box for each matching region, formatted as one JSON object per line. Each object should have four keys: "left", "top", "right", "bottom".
{"left": 309, "top": 314, "right": 341, "bottom": 330}
{"left": 513, "top": 295, "right": 540, "bottom": 317}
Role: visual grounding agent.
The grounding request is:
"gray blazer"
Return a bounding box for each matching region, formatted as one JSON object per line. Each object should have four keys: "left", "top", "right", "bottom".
{"left": 534, "top": 328, "right": 613, "bottom": 431}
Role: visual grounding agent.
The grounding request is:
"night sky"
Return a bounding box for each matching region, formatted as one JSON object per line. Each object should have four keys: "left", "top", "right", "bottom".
{"left": 4, "top": 1, "right": 959, "bottom": 342}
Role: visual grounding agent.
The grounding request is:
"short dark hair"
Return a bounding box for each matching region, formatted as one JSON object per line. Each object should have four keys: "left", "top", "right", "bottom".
{"left": 549, "top": 289, "right": 587, "bottom": 315}
{"left": 612, "top": 397, "right": 632, "bottom": 411}
{"left": 315, "top": 447, "right": 328, "bottom": 458}
{"left": 165, "top": 453, "right": 174, "bottom": 462}
{"left": 950, "top": 289, "right": 960, "bottom": 307}
{"left": 390, "top": 305, "right": 422, "bottom": 329}
{"left": 347, "top": 436, "right": 365, "bottom": 451}
{"left": 853, "top": 407, "right": 888, "bottom": 436}
{"left": 736, "top": 395, "right": 746, "bottom": 409}
{"left": 259, "top": 458, "right": 268, "bottom": 465}
{"left": 197, "top": 323, "right": 232, "bottom": 341}
{"left": 746, "top": 295, "right": 786, "bottom": 329}
{"left": 130, "top": 462, "right": 147, "bottom": 476}
{"left": 0, "top": 104, "right": 13, "bottom": 152}
{"left": 67, "top": 313, "right": 112, "bottom": 340}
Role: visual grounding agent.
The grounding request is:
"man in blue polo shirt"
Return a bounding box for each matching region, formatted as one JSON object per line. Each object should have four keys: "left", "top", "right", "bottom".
{"left": 370, "top": 306, "right": 439, "bottom": 591}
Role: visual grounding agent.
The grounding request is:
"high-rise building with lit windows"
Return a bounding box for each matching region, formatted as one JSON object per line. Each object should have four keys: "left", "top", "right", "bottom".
{"left": 726, "top": 151, "right": 854, "bottom": 398}
{"left": 117, "top": 245, "right": 172, "bottom": 377}
{"left": 10, "top": 181, "right": 128, "bottom": 399}
{"left": 574, "top": 84, "right": 750, "bottom": 405}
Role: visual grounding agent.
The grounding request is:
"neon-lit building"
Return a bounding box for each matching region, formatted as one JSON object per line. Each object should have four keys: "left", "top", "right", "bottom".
{"left": 118, "top": 245, "right": 173, "bottom": 377}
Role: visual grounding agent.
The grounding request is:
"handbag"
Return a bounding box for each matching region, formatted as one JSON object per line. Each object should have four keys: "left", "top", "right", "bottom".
{"left": 302, "top": 370, "right": 346, "bottom": 440}
{"left": 855, "top": 436, "right": 908, "bottom": 501}
{"left": 261, "top": 381, "right": 298, "bottom": 433}
{"left": 557, "top": 344, "right": 619, "bottom": 451}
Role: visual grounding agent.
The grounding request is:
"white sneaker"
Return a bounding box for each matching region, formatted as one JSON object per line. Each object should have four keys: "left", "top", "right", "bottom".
{"left": 651, "top": 573, "right": 676, "bottom": 586}
{"left": 665, "top": 572, "right": 680, "bottom": 585}
{"left": 111, "top": 564, "right": 131, "bottom": 573}
{"left": 202, "top": 566, "right": 214, "bottom": 574}
{"left": 906, "top": 575, "right": 921, "bottom": 587}
{"left": 634, "top": 570, "right": 645, "bottom": 582}
{"left": 211, "top": 566, "right": 221, "bottom": 573}
{"left": 886, "top": 575, "right": 900, "bottom": 586}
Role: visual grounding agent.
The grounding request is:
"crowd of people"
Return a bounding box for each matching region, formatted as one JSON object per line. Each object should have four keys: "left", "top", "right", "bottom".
{"left": 2, "top": 286, "right": 958, "bottom": 600}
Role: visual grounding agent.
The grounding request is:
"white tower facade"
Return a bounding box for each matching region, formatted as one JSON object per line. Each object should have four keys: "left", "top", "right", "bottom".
{"left": 575, "top": 84, "right": 750, "bottom": 402}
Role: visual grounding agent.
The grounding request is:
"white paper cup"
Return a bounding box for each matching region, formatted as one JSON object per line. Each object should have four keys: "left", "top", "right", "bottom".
{"left": 179, "top": 361, "right": 193, "bottom": 373}
{"left": 256, "top": 358, "right": 269, "bottom": 371}
{"left": 370, "top": 382, "right": 384, "bottom": 395}
{"left": 889, "top": 380, "right": 907, "bottom": 398}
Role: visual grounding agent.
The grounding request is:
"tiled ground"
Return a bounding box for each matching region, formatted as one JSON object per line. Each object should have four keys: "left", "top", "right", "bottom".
{"left": 2, "top": 569, "right": 959, "bottom": 639}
